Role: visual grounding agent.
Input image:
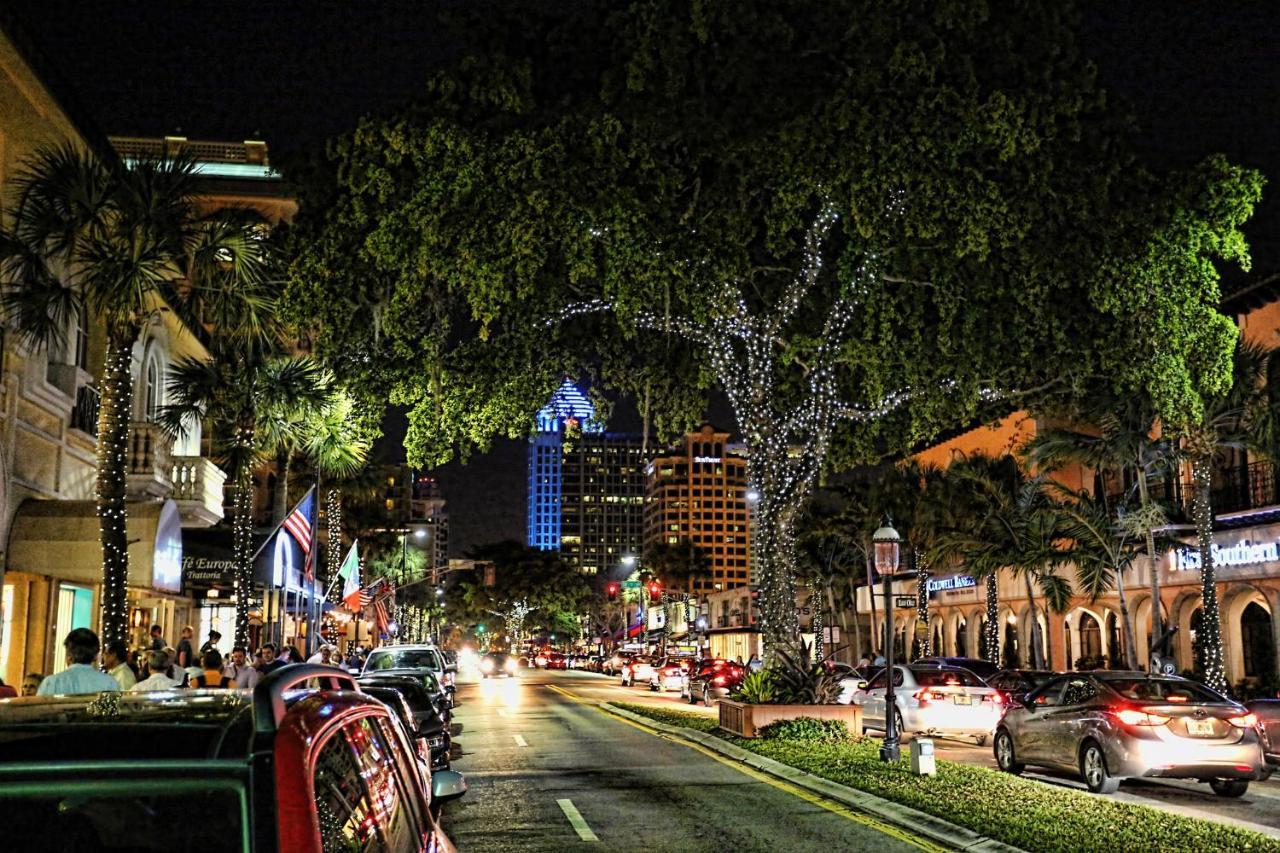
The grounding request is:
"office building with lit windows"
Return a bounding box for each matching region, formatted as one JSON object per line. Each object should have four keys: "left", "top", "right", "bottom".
{"left": 644, "top": 425, "right": 751, "bottom": 595}
{"left": 527, "top": 380, "right": 647, "bottom": 574}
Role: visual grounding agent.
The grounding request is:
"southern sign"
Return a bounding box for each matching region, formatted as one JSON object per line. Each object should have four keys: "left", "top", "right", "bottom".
{"left": 1170, "top": 538, "right": 1279, "bottom": 572}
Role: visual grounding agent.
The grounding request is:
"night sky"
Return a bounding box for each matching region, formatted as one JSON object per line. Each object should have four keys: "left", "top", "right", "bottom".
{"left": 11, "top": 2, "right": 1279, "bottom": 553}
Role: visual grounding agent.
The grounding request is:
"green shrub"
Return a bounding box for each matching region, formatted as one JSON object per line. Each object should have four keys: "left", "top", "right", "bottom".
{"left": 732, "top": 670, "right": 776, "bottom": 704}
{"left": 758, "top": 717, "right": 851, "bottom": 742}
{"left": 769, "top": 641, "right": 843, "bottom": 704}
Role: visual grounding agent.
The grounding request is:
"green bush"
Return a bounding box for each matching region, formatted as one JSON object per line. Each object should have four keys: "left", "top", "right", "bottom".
{"left": 758, "top": 717, "right": 851, "bottom": 742}
{"left": 732, "top": 670, "right": 776, "bottom": 704}
{"left": 618, "top": 704, "right": 1280, "bottom": 853}
{"left": 770, "top": 641, "right": 843, "bottom": 704}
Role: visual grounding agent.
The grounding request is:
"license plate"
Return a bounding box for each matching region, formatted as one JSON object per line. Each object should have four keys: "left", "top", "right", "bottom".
{"left": 953, "top": 695, "right": 972, "bottom": 705}
{"left": 1186, "top": 719, "right": 1216, "bottom": 736}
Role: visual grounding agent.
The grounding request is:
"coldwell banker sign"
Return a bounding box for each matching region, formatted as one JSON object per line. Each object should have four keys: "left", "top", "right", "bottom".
{"left": 927, "top": 575, "right": 977, "bottom": 595}
{"left": 1170, "top": 538, "right": 1280, "bottom": 572}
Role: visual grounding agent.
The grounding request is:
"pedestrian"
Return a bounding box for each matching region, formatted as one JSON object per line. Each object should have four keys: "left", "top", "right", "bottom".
{"left": 175, "top": 626, "right": 196, "bottom": 669}
{"left": 307, "top": 645, "right": 333, "bottom": 665}
{"left": 224, "top": 646, "right": 260, "bottom": 689}
{"left": 131, "top": 649, "right": 181, "bottom": 691}
{"left": 257, "top": 644, "right": 285, "bottom": 675}
{"left": 36, "top": 628, "right": 119, "bottom": 696}
{"left": 199, "top": 629, "right": 222, "bottom": 659}
{"left": 21, "top": 673, "right": 43, "bottom": 696}
{"left": 873, "top": 653, "right": 886, "bottom": 667}
{"left": 747, "top": 654, "right": 763, "bottom": 673}
{"left": 102, "top": 639, "right": 137, "bottom": 690}
{"left": 286, "top": 646, "right": 304, "bottom": 664}
{"left": 190, "top": 650, "right": 233, "bottom": 688}
{"left": 857, "top": 655, "right": 871, "bottom": 669}
{"left": 148, "top": 624, "right": 165, "bottom": 650}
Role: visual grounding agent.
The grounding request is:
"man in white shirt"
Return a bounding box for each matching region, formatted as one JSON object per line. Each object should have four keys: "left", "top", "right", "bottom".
{"left": 102, "top": 639, "right": 136, "bottom": 690}
{"left": 224, "top": 646, "right": 260, "bottom": 689}
{"left": 36, "top": 628, "right": 120, "bottom": 696}
{"left": 130, "top": 649, "right": 181, "bottom": 692}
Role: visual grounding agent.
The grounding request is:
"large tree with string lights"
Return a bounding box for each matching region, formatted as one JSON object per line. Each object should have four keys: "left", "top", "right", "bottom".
{"left": 286, "top": 0, "right": 1261, "bottom": 652}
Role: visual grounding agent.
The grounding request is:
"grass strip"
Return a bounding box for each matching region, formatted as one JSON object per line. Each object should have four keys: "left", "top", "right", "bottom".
{"left": 612, "top": 702, "right": 1280, "bottom": 853}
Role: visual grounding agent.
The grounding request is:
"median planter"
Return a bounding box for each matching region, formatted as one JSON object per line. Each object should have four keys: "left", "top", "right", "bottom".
{"left": 718, "top": 699, "right": 861, "bottom": 738}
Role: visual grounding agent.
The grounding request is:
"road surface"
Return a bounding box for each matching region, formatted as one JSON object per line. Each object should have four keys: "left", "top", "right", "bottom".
{"left": 439, "top": 668, "right": 936, "bottom": 852}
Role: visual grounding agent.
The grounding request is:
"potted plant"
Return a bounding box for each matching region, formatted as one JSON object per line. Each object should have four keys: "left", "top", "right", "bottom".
{"left": 718, "top": 642, "right": 862, "bottom": 737}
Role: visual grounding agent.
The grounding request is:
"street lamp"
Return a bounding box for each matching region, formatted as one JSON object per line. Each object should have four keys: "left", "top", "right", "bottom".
{"left": 874, "top": 520, "right": 902, "bottom": 762}
{"left": 621, "top": 554, "right": 636, "bottom": 567}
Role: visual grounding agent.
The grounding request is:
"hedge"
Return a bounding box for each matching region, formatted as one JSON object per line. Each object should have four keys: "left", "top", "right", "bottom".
{"left": 611, "top": 703, "right": 1280, "bottom": 853}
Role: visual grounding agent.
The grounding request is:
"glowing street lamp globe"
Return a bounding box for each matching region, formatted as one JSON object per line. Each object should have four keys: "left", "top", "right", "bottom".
{"left": 872, "top": 522, "right": 900, "bottom": 576}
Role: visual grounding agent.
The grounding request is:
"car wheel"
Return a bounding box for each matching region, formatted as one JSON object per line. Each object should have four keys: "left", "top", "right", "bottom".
{"left": 994, "top": 729, "right": 1024, "bottom": 775}
{"left": 1080, "top": 741, "right": 1120, "bottom": 794}
{"left": 1210, "top": 779, "right": 1250, "bottom": 798}
{"left": 650, "top": 682, "right": 659, "bottom": 692}
{"left": 703, "top": 685, "right": 714, "bottom": 707}
{"left": 893, "top": 710, "right": 907, "bottom": 738}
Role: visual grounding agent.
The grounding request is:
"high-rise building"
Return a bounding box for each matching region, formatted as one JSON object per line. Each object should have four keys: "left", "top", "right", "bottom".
{"left": 527, "top": 379, "right": 647, "bottom": 574}
{"left": 377, "top": 466, "right": 449, "bottom": 571}
{"left": 645, "top": 425, "right": 751, "bottom": 595}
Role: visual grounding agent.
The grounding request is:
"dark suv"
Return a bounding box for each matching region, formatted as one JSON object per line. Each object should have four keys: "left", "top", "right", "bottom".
{"left": 0, "top": 664, "right": 463, "bottom": 852}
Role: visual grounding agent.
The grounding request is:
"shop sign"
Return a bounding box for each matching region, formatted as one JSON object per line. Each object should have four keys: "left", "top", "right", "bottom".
{"left": 183, "top": 557, "right": 235, "bottom": 585}
{"left": 693, "top": 456, "right": 721, "bottom": 464}
{"left": 1170, "top": 538, "right": 1280, "bottom": 572}
{"left": 927, "top": 575, "right": 976, "bottom": 594}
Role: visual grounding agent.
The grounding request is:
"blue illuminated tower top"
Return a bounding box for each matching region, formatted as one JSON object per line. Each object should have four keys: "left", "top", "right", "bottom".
{"left": 535, "top": 379, "right": 600, "bottom": 433}
{"left": 529, "top": 379, "right": 597, "bottom": 551}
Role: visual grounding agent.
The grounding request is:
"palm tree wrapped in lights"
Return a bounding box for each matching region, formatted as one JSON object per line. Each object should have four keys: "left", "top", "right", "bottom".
{"left": 490, "top": 599, "right": 535, "bottom": 651}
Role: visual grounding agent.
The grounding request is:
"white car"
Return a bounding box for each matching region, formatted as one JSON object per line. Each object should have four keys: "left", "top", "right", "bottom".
{"left": 648, "top": 658, "right": 693, "bottom": 693}
{"left": 847, "top": 664, "right": 1004, "bottom": 744}
{"left": 621, "top": 657, "right": 658, "bottom": 687}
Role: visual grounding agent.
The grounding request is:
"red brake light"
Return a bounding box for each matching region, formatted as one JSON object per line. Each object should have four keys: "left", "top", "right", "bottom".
{"left": 984, "top": 691, "right": 1005, "bottom": 705}
{"left": 1112, "top": 707, "right": 1171, "bottom": 727}
{"left": 1229, "top": 713, "right": 1259, "bottom": 728}
{"left": 914, "top": 689, "right": 945, "bottom": 704}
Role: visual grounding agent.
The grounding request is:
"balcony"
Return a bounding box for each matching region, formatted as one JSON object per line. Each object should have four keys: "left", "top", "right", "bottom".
{"left": 170, "top": 456, "right": 227, "bottom": 527}
{"left": 1208, "top": 460, "right": 1280, "bottom": 517}
{"left": 70, "top": 385, "right": 100, "bottom": 437}
{"left": 126, "top": 422, "right": 172, "bottom": 500}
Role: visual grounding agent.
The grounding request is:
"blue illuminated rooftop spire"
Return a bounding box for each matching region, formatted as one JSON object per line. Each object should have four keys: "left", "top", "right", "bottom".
{"left": 535, "top": 379, "right": 600, "bottom": 433}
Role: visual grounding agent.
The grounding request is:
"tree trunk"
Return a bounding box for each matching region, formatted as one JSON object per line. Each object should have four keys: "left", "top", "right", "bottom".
{"left": 751, "top": 491, "right": 802, "bottom": 658}
{"left": 273, "top": 447, "right": 292, "bottom": 523}
{"left": 826, "top": 582, "right": 850, "bottom": 663}
{"left": 1136, "top": 469, "right": 1162, "bottom": 669}
{"left": 983, "top": 574, "right": 1000, "bottom": 662}
{"left": 1022, "top": 571, "right": 1046, "bottom": 669}
{"left": 1113, "top": 562, "right": 1139, "bottom": 670}
{"left": 915, "top": 548, "right": 931, "bottom": 657}
{"left": 95, "top": 328, "right": 138, "bottom": 648}
{"left": 847, "top": 582, "right": 864, "bottom": 663}
{"left": 1192, "top": 455, "right": 1227, "bottom": 692}
{"left": 326, "top": 487, "right": 343, "bottom": 591}
{"left": 231, "top": 420, "right": 258, "bottom": 649}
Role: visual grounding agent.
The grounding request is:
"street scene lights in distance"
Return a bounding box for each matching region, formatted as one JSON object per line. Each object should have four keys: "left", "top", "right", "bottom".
{"left": 621, "top": 554, "right": 636, "bottom": 567}
{"left": 745, "top": 488, "right": 761, "bottom": 504}
{"left": 414, "top": 528, "right": 427, "bottom": 539}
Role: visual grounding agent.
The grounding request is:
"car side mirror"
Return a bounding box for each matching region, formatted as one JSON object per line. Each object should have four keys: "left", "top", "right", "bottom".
{"left": 432, "top": 769, "right": 467, "bottom": 804}
{"left": 445, "top": 663, "right": 458, "bottom": 673}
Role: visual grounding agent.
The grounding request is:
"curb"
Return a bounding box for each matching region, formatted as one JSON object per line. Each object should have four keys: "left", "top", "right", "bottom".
{"left": 601, "top": 703, "right": 1023, "bottom": 853}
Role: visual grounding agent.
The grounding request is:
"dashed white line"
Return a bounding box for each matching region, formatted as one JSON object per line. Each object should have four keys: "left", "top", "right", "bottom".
{"left": 557, "top": 798, "right": 599, "bottom": 842}
{"left": 513, "top": 734, "right": 528, "bottom": 747}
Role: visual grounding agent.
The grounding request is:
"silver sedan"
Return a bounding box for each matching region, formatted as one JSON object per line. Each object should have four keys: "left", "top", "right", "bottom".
{"left": 994, "top": 672, "right": 1269, "bottom": 796}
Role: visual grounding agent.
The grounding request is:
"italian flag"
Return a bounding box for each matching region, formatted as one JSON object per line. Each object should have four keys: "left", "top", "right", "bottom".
{"left": 339, "top": 541, "right": 361, "bottom": 610}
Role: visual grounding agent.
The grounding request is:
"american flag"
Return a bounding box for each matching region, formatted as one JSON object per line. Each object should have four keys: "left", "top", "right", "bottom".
{"left": 359, "top": 577, "right": 392, "bottom": 609}
{"left": 372, "top": 597, "right": 392, "bottom": 635}
{"left": 282, "top": 488, "right": 317, "bottom": 561}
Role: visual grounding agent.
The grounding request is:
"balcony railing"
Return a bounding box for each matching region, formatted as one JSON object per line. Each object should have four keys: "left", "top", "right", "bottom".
{"left": 126, "top": 421, "right": 172, "bottom": 500}
{"left": 1208, "top": 460, "right": 1279, "bottom": 516}
{"left": 170, "top": 455, "right": 227, "bottom": 527}
{"left": 70, "top": 385, "right": 100, "bottom": 436}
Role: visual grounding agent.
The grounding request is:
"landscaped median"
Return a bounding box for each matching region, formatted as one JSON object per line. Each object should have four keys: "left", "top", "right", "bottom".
{"left": 610, "top": 702, "right": 1280, "bottom": 853}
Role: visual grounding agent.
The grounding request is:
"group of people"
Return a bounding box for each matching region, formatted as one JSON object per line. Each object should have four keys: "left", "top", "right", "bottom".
{"left": 0, "top": 624, "right": 357, "bottom": 699}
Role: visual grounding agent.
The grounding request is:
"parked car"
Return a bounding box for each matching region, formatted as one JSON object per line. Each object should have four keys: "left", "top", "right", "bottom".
{"left": 987, "top": 669, "right": 1060, "bottom": 702}
{"left": 360, "top": 682, "right": 452, "bottom": 771}
{"left": 480, "top": 651, "right": 519, "bottom": 678}
{"left": 649, "top": 657, "right": 695, "bottom": 692}
{"left": 834, "top": 664, "right": 883, "bottom": 705}
{"left": 995, "top": 672, "right": 1270, "bottom": 795}
{"left": 682, "top": 659, "right": 745, "bottom": 706}
{"left": 604, "top": 651, "right": 635, "bottom": 676}
{"left": 545, "top": 653, "right": 568, "bottom": 670}
{"left": 912, "top": 656, "right": 1001, "bottom": 683}
{"left": 847, "top": 664, "right": 1004, "bottom": 743}
{"left": 364, "top": 643, "right": 457, "bottom": 707}
{"left": 584, "top": 655, "right": 605, "bottom": 673}
{"left": 359, "top": 669, "right": 452, "bottom": 726}
{"left": 1248, "top": 698, "right": 1280, "bottom": 772}
{"left": 620, "top": 656, "right": 658, "bottom": 687}
{"left": 0, "top": 664, "right": 464, "bottom": 852}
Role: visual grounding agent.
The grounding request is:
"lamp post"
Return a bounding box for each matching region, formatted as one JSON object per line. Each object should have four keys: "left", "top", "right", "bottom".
{"left": 874, "top": 520, "right": 902, "bottom": 762}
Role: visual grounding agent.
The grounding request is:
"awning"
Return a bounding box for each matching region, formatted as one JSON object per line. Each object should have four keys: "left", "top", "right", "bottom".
{"left": 7, "top": 499, "right": 183, "bottom": 594}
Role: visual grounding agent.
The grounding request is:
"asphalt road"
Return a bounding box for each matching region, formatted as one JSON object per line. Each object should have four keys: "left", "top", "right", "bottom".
{"left": 443, "top": 667, "right": 1280, "bottom": 843}
{"left": 438, "top": 668, "right": 936, "bottom": 853}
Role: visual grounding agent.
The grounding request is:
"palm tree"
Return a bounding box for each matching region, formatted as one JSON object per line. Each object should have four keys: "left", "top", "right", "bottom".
{"left": 797, "top": 498, "right": 863, "bottom": 661}
{"left": 1180, "top": 340, "right": 1274, "bottom": 692}
{"left": 162, "top": 345, "right": 331, "bottom": 646}
{"left": 1027, "top": 396, "right": 1180, "bottom": 670}
{"left": 0, "top": 146, "right": 269, "bottom": 645}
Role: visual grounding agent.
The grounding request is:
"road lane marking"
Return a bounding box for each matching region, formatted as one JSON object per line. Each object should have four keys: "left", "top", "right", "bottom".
{"left": 513, "top": 734, "right": 528, "bottom": 747}
{"left": 546, "top": 684, "right": 587, "bottom": 702}
{"left": 597, "top": 707, "right": 944, "bottom": 853}
{"left": 556, "top": 798, "right": 599, "bottom": 842}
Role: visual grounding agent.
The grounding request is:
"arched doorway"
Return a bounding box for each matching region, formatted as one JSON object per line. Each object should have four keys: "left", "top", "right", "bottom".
{"left": 1003, "top": 621, "right": 1020, "bottom": 668}
{"left": 956, "top": 618, "right": 968, "bottom": 659}
{"left": 1078, "top": 612, "right": 1102, "bottom": 665}
{"left": 1189, "top": 608, "right": 1204, "bottom": 675}
{"left": 1106, "top": 612, "right": 1125, "bottom": 668}
{"left": 1241, "top": 603, "right": 1275, "bottom": 679}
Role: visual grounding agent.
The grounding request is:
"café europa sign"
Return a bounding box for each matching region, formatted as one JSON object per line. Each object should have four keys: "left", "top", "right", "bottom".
{"left": 1170, "top": 538, "right": 1280, "bottom": 572}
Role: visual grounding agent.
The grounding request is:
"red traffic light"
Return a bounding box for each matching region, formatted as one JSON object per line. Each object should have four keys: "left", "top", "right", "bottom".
{"left": 648, "top": 581, "right": 662, "bottom": 600}
{"left": 606, "top": 583, "right": 619, "bottom": 600}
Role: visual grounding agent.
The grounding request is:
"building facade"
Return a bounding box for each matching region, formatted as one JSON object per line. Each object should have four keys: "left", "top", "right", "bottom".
{"left": 644, "top": 425, "right": 751, "bottom": 594}
{"left": 527, "top": 379, "right": 647, "bottom": 574}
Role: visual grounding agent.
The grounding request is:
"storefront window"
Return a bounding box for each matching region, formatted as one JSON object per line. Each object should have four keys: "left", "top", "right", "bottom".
{"left": 53, "top": 584, "right": 93, "bottom": 673}
{"left": 1241, "top": 602, "right": 1275, "bottom": 679}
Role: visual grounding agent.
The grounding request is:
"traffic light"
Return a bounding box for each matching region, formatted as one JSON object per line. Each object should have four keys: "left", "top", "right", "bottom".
{"left": 648, "top": 581, "right": 662, "bottom": 602}
{"left": 476, "top": 624, "right": 486, "bottom": 634}
{"left": 606, "top": 582, "right": 619, "bottom": 601}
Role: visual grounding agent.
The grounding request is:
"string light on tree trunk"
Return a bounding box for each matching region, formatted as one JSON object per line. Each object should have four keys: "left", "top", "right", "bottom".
{"left": 1191, "top": 458, "right": 1227, "bottom": 693}
{"left": 96, "top": 334, "right": 136, "bottom": 648}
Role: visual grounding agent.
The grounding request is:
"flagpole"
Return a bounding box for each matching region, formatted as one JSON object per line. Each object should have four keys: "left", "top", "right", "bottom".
{"left": 306, "top": 469, "right": 321, "bottom": 658}
{"left": 252, "top": 484, "right": 317, "bottom": 562}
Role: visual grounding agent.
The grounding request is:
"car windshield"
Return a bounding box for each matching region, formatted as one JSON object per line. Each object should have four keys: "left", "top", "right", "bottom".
{"left": 912, "top": 668, "right": 985, "bottom": 687}
{"left": 367, "top": 649, "right": 441, "bottom": 671}
{"left": 6, "top": 780, "right": 245, "bottom": 852}
{"left": 1102, "top": 677, "right": 1226, "bottom": 704}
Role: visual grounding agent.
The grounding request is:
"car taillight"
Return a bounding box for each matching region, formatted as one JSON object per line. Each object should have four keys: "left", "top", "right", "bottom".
{"left": 1228, "top": 713, "right": 1259, "bottom": 728}
{"left": 1111, "top": 707, "right": 1171, "bottom": 727}
{"left": 914, "top": 689, "right": 945, "bottom": 704}
{"left": 713, "top": 675, "right": 726, "bottom": 686}
{"left": 983, "top": 692, "right": 1005, "bottom": 705}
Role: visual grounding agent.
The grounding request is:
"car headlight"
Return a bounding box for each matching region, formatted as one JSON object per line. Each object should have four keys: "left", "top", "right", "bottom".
{"left": 505, "top": 658, "right": 517, "bottom": 672}
{"left": 428, "top": 736, "right": 446, "bottom": 749}
{"left": 481, "top": 659, "right": 494, "bottom": 671}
